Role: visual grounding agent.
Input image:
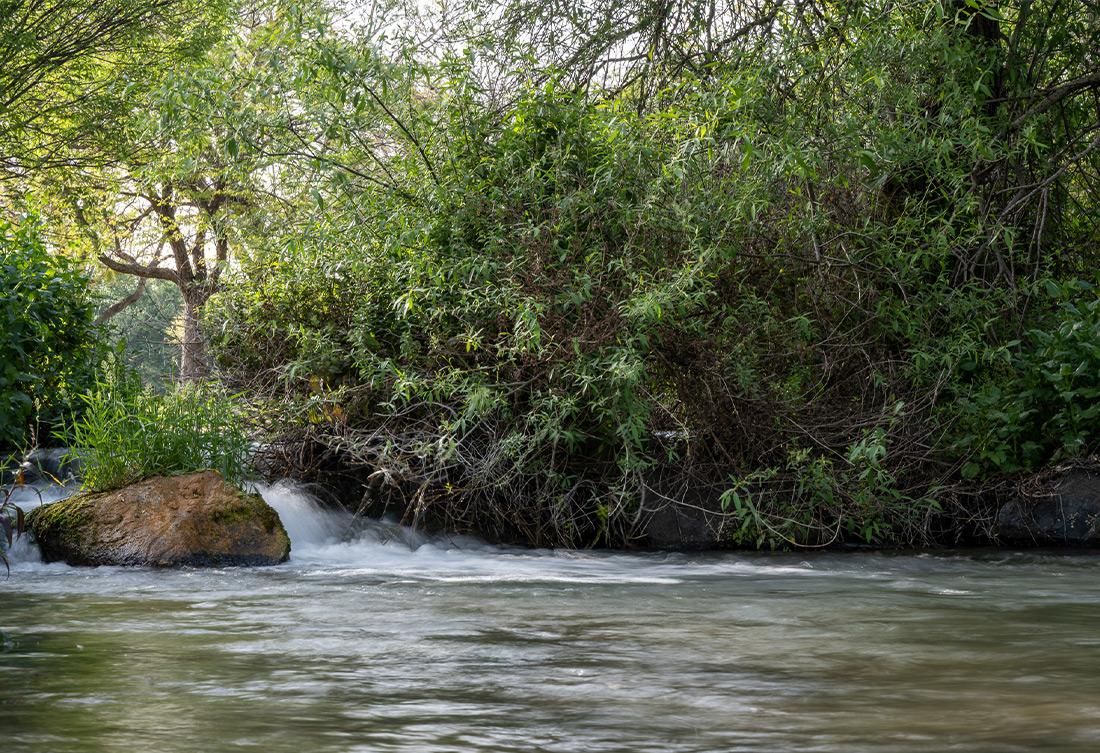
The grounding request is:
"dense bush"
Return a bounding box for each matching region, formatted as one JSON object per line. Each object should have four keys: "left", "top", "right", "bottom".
{"left": 206, "top": 1, "right": 1100, "bottom": 547}
{"left": 0, "top": 219, "right": 102, "bottom": 451}
{"left": 951, "top": 280, "right": 1100, "bottom": 479}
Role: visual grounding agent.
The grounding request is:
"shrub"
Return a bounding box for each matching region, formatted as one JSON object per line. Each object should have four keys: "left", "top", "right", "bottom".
{"left": 950, "top": 280, "right": 1100, "bottom": 478}
{"left": 66, "top": 364, "right": 252, "bottom": 491}
{"left": 0, "top": 218, "right": 102, "bottom": 450}
{"left": 211, "top": 77, "right": 978, "bottom": 547}
{"left": 206, "top": 4, "right": 1100, "bottom": 547}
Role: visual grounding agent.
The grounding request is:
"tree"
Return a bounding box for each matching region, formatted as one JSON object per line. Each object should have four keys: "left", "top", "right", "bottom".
{"left": 0, "top": 0, "right": 224, "bottom": 180}
{"left": 0, "top": 0, "right": 230, "bottom": 386}
{"left": 89, "top": 182, "right": 236, "bottom": 381}
{"left": 54, "top": 0, "right": 435, "bottom": 381}
{"left": 44, "top": 7, "right": 293, "bottom": 380}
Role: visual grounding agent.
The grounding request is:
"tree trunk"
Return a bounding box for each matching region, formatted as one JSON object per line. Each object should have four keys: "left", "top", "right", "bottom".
{"left": 180, "top": 293, "right": 210, "bottom": 382}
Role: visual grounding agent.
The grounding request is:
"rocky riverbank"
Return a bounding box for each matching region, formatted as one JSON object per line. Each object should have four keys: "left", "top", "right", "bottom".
{"left": 10, "top": 447, "right": 1100, "bottom": 556}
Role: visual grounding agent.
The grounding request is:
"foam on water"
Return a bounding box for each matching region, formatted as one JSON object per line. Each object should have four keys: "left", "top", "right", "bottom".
{"left": 256, "top": 480, "right": 692, "bottom": 583}
{"left": 6, "top": 477, "right": 861, "bottom": 584}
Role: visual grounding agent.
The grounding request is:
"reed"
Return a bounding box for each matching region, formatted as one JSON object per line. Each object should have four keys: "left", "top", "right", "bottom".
{"left": 66, "top": 369, "right": 252, "bottom": 492}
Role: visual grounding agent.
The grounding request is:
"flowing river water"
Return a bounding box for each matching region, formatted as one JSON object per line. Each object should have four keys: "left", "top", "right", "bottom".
{"left": 2, "top": 481, "right": 1100, "bottom": 752}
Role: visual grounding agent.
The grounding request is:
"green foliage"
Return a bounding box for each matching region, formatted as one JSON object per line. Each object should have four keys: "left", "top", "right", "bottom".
{"left": 0, "top": 0, "right": 227, "bottom": 179}
{"left": 0, "top": 219, "right": 103, "bottom": 450}
{"left": 951, "top": 280, "right": 1100, "bottom": 478}
{"left": 721, "top": 425, "right": 942, "bottom": 548}
{"left": 206, "top": 1, "right": 1100, "bottom": 547}
{"left": 66, "top": 363, "right": 252, "bottom": 492}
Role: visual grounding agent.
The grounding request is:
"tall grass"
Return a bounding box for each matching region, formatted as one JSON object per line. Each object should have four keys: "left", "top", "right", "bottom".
{"left": 67, "top": 368, "right": 252, "bottom": 492}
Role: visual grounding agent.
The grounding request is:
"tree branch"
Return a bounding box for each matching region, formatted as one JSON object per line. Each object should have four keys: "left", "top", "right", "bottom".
{"left": 1013, "top": 71, "right": 1100, "bottom": 130}
{"left": 149, "top": 187, "right": 195, "bottom": 283}
{"left": 98, "top": 253, "right": 179, "bottom": 283}
{"left": 94, "top": 277, "right": 147, "bottom": 324}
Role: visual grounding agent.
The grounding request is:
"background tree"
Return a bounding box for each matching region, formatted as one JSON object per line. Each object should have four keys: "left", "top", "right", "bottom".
{"left": 37, "top": 5, "right": 302, "bottom": 380}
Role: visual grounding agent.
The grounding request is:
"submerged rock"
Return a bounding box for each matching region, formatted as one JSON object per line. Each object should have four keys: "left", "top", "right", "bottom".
{"left": 27, "top": 471, "right": 290, "bottom": 567}
{"left": 996, "top": 463, "right": 1100, "bottom": 546}
{"left": 20, "top": 447, "right": 82, "bottom": 484}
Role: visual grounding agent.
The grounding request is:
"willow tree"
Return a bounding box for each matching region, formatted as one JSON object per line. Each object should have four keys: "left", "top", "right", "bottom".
{"left": 206, "top": 0, "right": 1100, "bottom": 547}
{"left": 0, "top": 0, "right": 224, "bottom": 182}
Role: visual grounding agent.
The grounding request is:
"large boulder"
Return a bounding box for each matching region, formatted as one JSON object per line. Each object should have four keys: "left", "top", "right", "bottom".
{"left": 996, "top": 462, "right": 1100, "bottom": 546}
{"left": 27, "top": 471, "right": 290, "bottom": 567}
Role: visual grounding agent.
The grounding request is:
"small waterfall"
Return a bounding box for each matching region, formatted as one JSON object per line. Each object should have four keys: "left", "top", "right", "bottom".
{"left": 251, "top": 481, "right": 684, "bottom": 584}
{"left": 5, "top": 481, "right": 78, "bottom": 512}
{"left": 254, "top": 480, "right": 353, "bottom": 548}
{"left": 254, "top": 480, "right": 447, "bottom": 567}
{"left": 4, "top": 482, "right": 78, "bottom": 570}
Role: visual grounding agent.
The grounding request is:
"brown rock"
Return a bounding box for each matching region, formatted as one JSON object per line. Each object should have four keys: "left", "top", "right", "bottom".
{"left": 27, "top": 471, "right": 290, "bottom": 567}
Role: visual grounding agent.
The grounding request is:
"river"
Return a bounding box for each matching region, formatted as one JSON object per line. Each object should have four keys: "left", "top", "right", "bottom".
{"left": 2, "top": 481, "right": 1100, "bottom": 752}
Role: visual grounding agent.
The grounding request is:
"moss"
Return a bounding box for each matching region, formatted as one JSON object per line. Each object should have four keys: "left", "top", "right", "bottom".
{"left": 28, "top": 496, "right": 90, "bottom": 533}
{"left": 205, "top": 489, "right": 290, "bottom": 560}
{"left": 209, "top": 491, "right": 285, "bottom": 535}
{"left": 27, "top": 495, "right": 102, "bottom": 563}
{"left": 252, "top": 499, "right": 287, "bottom": 536}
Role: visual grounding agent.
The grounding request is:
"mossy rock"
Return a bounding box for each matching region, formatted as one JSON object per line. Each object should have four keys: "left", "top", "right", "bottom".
{"left": 27, "top": 471, "right": 290, "bottom": 567}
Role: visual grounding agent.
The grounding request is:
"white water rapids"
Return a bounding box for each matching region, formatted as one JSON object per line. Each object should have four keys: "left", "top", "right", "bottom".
{"left": 4, "top": 481, "right": 1100, "bottom": 752}
{"left": 5, "top": 480, "right": 776, "bottom": 584}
